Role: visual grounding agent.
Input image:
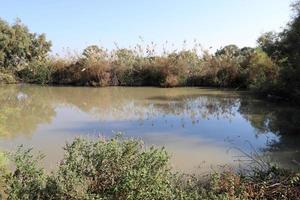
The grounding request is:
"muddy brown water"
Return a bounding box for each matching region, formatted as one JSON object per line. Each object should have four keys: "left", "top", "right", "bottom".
{"left": 0, "top": 85, "right": 299, "bottom": 172}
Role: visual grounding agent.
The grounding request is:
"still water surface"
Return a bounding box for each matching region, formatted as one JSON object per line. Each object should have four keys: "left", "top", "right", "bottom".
{"left": 0, "top": 85, "right": 299, "bottom": 172}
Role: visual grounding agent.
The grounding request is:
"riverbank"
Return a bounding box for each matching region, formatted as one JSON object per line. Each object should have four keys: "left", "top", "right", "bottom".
{"left": 0, "top": 47, "right": 294, "bottom": 103}
{"left": 1, "top": 15, "right": 299, "bottom": 103}
{"left": 1, "top": 44, "right": 279, "bottom": 91}
{"left": 1, "top": 137, "right": 299, "bottom": 199}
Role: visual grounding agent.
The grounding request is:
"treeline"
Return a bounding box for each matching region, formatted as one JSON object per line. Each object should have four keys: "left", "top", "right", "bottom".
{"left": 1, "top": 1, "right": 300, "bottom": 102}
{"left": 49, "top": 45, "right": 277, "bottom": 91}
{"left": 0, "top": 19, "right": 278, "bottom": 91}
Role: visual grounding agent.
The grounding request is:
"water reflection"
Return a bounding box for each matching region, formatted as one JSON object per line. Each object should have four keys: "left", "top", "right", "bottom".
{"left": 0, "top": 86, "right": 56, "bottom": 138}
{"left": 0, "top": 85, "right": 299, "bottom": 172}
{"left": 238, "top": 98, "right": 300, "bottom": 169}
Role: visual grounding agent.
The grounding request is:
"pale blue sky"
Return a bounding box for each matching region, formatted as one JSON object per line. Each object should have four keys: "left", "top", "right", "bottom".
{"left": 0, "top": 0, "right": 293, "bottom": 54}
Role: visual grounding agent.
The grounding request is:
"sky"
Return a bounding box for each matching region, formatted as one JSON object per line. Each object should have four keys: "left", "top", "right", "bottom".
{"left": 0, "top": 0, "right": 294, "bottom": 54}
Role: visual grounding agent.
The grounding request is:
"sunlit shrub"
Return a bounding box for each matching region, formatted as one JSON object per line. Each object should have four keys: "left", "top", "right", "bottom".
{"left": 112, "top": 48, "right": 138, "bottom": 85}
{"left": 247, "top": 49, "right": 279, "bottom": 93}
{"left": 4, "top": 137, "right": 196, "bottom": 199}
{"left": 2, "top": 137, "right": 300, "bottom": 199}
{"left": 188, "top": 49, "right": 242, "bottom": 87}
{"left": 4, "top": 148, "right": 46, "bottom": 200}
{"left": 0, "top": 18, "right": 51, "bottom": 71}
{"left": 187, "top": 46, "right": 279, "bottom": 91}
{"left": 0, "top": 70, "right": 16, "bottom": 84}
{"left": 161, "top": 53, "right": 192, "bottom": 87}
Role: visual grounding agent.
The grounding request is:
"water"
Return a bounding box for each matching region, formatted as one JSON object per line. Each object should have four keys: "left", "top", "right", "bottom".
{"left": 0, "top": 85, "right": 299, "bottom": 172}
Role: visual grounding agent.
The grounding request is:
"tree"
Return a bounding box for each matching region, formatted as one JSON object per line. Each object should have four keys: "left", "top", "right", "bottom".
{"left": 0, "top": 18, "right": 51, "bottom": 71}
{"left": 82, "top": 45, "right": 107, "bottom": 61}
{"left": 258, "top": 1, "right": 300, "bottom": 101}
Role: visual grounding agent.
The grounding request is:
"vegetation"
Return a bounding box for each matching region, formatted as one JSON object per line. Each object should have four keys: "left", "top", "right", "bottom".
{"left": 0, "top": 16, "right": 282, "bottom": 93}
{"left": 1, "top": 2, "right": 300, "bottom": 199}
{"left": 1, "top": 1, "right": 300, "bottom": 102}
{"left": 0, "top": 68, "right": 16, "bottom": 84}
{"left": 0, "top": 136, "right": 299, "bottom": 200}
{"left": 257, "top": 1, "right": 300, "bottom": 102}
{"left": 48, "top": 44, "right": 277, "bottom": 90}
{"left": 0, "top": 18, "right": 51, "bottom": 84}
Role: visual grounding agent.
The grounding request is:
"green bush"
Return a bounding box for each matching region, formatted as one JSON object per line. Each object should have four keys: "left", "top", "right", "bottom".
{"left": 0, "top": 18, "right": 51, "bottom": 70}
{"left": 247, "top": 49, "right": 279, "bottom": 93}
{"left": 2, "top": 137, "right": 300, "bottom": 199}
{"left": 257, "top": 1, "right": 300, "bottom": 102}
{"left": 189, "top": 46, "right": 249, "bottom": 88}
{"left": 3, "top": 137, "right": 199, "bottom": 199}
{"left": 4, "top": 148, "right": 46, "bottom": 200}
{"left": 51, "top": 137, "right": 175, "bottom": 199}
{"left": 17, "top": 59, "right": 52, "bottom": 84}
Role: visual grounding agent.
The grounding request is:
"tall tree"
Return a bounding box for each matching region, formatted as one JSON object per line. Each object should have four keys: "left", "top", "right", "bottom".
{"left": 0, "top": 18, "right": 51, "bottom": 71}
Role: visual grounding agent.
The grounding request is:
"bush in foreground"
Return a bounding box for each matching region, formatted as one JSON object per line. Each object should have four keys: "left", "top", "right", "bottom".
{"left": 1, "top": 137, "right": 300, "bottom": 200}
{"left": 3, "top": 137, "right": 200, "bottom": 199}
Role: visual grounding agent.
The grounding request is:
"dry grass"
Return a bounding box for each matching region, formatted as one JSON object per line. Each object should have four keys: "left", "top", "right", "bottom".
{"left": 43, "top": 43, "right": 279, "bottom": 90}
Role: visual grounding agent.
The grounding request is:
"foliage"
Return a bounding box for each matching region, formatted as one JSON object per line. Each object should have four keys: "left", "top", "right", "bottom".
{"left": 3, "top": 137, "right": 195, "bottom": 199}
{"left": 1, "top": 9, "right": 300, "bottom": 102}
{"left": 187, "top": 45, "right": 278, "bottom": 91}
{"left": 0, "top": 18, "right": 51, "bottom": 83}
{"left": 49, "top": 43, "right": 278, "bottom": 90}
{"left": 246, "top": 49, "right": 279, "bottom": 93}
{"left": 0, "top": 70, "right": 16, "bottom": 84}
{"left": 4, "top": 148, "right": 46, "bottom": 200}
{"left": 0, "top": 151, "right": 8, "bottom": 199}
{"left": 258, "top": 1, "right": 300, "bottom": 102}
{"left": 17, "top": 59, "right": 52, "bottom": 84}
{"left": 2, "top": 137, "right": 300, "bottom": 200}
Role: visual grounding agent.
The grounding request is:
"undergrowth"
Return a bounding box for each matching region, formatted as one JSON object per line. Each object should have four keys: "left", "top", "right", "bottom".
{"left": 0, "top": 136, "right": 299, "bottom": 200}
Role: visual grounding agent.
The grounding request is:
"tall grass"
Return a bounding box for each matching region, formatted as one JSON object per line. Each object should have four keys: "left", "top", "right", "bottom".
{"left": 46, "top": 43, "right": 278, "bottom": 90}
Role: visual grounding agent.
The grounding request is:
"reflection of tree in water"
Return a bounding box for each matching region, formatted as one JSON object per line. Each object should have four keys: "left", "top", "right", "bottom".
{"left": 15, "top": 87, "right": 238, "bottom": 123}
{"left": 147, "top": 94, "right": 239, "bottom": 123}
{"left": 49, "top": 87, "right": 240, "bottom": 123}
{"left": 238, "top": 98, "right": 300, "bottom": 168}
{"left": 0, "top": 86, "right": 240, "bottom": 138}
{"left": 2, "top": 84, "right": 300, "bottom": 169}
{"left": 0, "top": 85, "right": 56, "bottom": 138}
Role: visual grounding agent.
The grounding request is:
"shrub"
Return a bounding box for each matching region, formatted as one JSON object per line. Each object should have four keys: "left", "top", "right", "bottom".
{"left": 79, "top": 59, "right": 112, "bottom": 87}
{"left": 50, "top": 61, "right": 82, "bottom": 85}
{"left": 17, "top": 59, "right": 52, "bottom": 84}
{"left": 4, "top": 148, "right": 46, "bottom": 200}
{"left": 4, "top": 137, "right": 198, "bottom": 199}
{"left": 0, "top": 71, "right": 16, "bottom": 84}
{"left": 110, "top": 48, "right": 136, "bottom": 85}
{"left": 247, "top": 49, "right": 279, "bottom": 93}
{"left": 189, "top": 47, "right": 243, "bottom": 88}
{"left": 2, "top": 137, "right": 300, "bottom": 199}
{"left": 52, "top": 137, "right": 177, "bottom": 199}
